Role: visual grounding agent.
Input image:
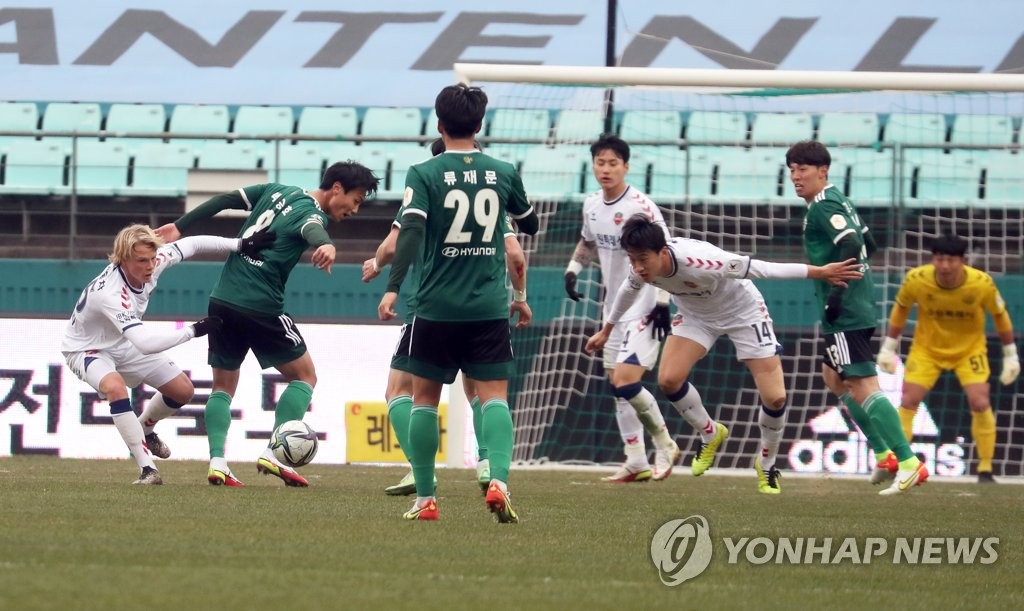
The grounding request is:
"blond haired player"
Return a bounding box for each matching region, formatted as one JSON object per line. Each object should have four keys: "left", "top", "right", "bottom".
{"left": 877, "top": 233, "right": 1019, "bottom": 483}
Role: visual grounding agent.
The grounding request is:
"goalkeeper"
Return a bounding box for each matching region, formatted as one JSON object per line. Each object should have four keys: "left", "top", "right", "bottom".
{"left": 877, "top": 232, "right": 1019, "bottom": 483}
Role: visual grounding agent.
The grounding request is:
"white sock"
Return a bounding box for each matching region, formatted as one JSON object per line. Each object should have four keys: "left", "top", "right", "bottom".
{"left": 113, "top": 410, "right": 154, "bottom": 470}
{"left": 669, "top": 382, "right": 716, "bottom": 443}
{"left": 627, "top": 387, "right": 675, "bottom": 449}
{"left": 138, "top": 394, "right": 179, "bottom": 434}
{"left": 210, "top": 456, "right": 230, "bottom": 472}
{"left": 758, "top": 405, "right": 786, "bottom": 470}
{"left": 615, "top": 397, "right": 648, "bottom": 464}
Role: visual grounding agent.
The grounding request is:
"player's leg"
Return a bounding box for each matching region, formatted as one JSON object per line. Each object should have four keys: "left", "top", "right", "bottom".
{"left": 745, "top": 355, "right": 786, "bottom": 495}
{"left": 896, "top": 349, "right": 939, "bottom": 442}
{"left": 204, "top": 301, "right": 249, "bottom": 487}
{"left": 602, "top": 321, "right": 651, "bottom": 482}
{"left": 612, "top": 319, "right": 678, "bottom": 481}
{"left": 462, "top": 376, "right": 490, "bottom": 492}
{"left": 383, "top": 367, "right": 422, "bottom": 496}
{"left": 140, "top": 371, "right": 193, "bottom": 459}
{"left": 957, "top": 352, "right": 997, "bottom": 482}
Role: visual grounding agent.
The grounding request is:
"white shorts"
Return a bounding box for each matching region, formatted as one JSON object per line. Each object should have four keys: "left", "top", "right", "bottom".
{"left": 604, "top": 317, "right": 661, "bottom": 371}
{"left": 64, "top": 343, "right": 182, "bottom": 400}
{"left": 670, "top": 299, "right": 781, "bottom": 361}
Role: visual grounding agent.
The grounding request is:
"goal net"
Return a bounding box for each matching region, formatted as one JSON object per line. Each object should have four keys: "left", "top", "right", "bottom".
{"left": 456, "top": 64, "right": 1024, "bottom": 478}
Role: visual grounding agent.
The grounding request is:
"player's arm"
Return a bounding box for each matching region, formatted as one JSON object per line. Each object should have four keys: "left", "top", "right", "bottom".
{"left": 746, "top": 258, "right": 863, "bottom": 286}
{"left": 822, "top": 234, "right": 864, "bottom": 323}
{"left": 171, "top": 232, "right": 276, "bottom": 262}
{"left": 506, "top": 171, "right": 539, "bottom": 235}
{"left": 155, "top": 187, "right": 257, "bottom": 240}
{"left": 121, "top": 317, "right": 221, "bottom": 355}
{"left": 505, "top": 235, "right": 531, "bottom": 328}
{"left": 379, "top": 211, "right": 425, "bottom": 320}
{"left": 300, "top": 215, "right": 335, "bottom": 275}
{"left": 876, "top": 300, "right": 912, "bottom": 374}
{"left": 991, "top": 297, "right": 1019, "bottom": 385}
{"left": 564, "top": 239, "right": 597, "bottom": 302}
{"left": 363, "top": 224, "right": 400, "bottom": 282}
{"left": 586, "top": 274, "right": 644, "bottom": 354}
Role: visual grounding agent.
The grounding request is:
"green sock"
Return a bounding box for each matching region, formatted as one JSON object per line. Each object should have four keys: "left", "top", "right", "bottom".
{"left": 274, "top": 380, "right": 313, "bottom": 429}
{"left": 481, "top": 399, "right": 513, "bottom": 483}
{"left": 205, "top": 390, "right": 232, "bottom": 459}
{"left": 408, "top": 405, "right": 439, "bottom": 497}
{"left": 863, "top": 392, "right": 916, "bottom": 462}
{"left": 388, "top": 395, "right": 413, "bottom": 460}
{"left": 841, "top": 393, "right": 890, "bottom": 454}
{"left": 470, "top": 396, "right": 488, "bottom": 461}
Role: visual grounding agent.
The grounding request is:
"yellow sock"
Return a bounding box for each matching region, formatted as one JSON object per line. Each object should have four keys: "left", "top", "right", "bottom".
{"left": 897, "top": 406, "right": 916, "bottom": 442}
{"left": 971, "top": 408, "right": 996, "bottom": 473}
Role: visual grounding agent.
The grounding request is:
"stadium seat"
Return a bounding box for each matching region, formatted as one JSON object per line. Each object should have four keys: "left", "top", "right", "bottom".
{"left": 647, "top": 146, "right": 714, "bottom": 201}
{"left": 519, "top": 146, "right": 584, "bottom": 199}
{"left": 104, "top": 103, "right": 167, "bottom": 153}
{"left": 168, "top": 104, "right": 230, "bottom": 155}
{"left": 684, "top": 111, "right": 748, "bottom": 145}
{"left": 41, "top": 102, "right": 101, "bottom": 152}
{"left": 196, "top": 141, "right": 262, "bottom": 171}
{"left": 713, "top": 147, "right": 787, "bottom": 202}
{"left": 949, "top": 114, "right": 1016, "bottom": 147}
{"left": 488, "top": 108, "right": 551, "bottom": 143}
{"left": 983, "top": 151, "right": 1024, "bottom": 203}
{"left": 71, "top": 140, "right": 130, "bottom": 196}
{"left": 905, "top": 150, "right": 983, "bottom": 206}
{"left": 296, "top": 106, "right": 358, "bottom": 141}
{"left": 553, "top": 109, "right": 605, "bottom": 143}
{"left": 128, "top": 142, "right": 194, "bottom": 197}
{"left": 816, "top": 112, "right": 880, "bottom": 145}
{"left": 0, "top": 140, "right": 68, "bottom": 195}
{"left": 360, "top": 107, "right": 423, "bottom": 140}
{"left": 265, "top": 144, "right": 324, "bottom": 187}
{"left": 883, "top": 113, "right": 948, "bottom": 146}
{"left": 830, "top": 147, "right": 894, "bottom": 206}
{"left": 618, "top": 110, "right": 683, "bottom": 144}
{"left": 234, "top": 105, "right": 295, "bottom": 159}
{"left": 0, "top": 102, "right": 39, "bottom": 153}
{"left": 750, "top": 113, "right": 814, "bottom": 145}
{"left": 387, "top": 144, "right": 433, "bottom": 194}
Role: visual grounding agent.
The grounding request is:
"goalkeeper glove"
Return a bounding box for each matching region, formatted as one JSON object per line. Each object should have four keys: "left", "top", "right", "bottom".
{"left": 238, "top": 229, "right": 276, "bottom": 260}
{"left": 824, "top": 290, "right": 843, "bottom": 324}
{"left": 192, "top": 316, "right": 223, "bottom": 338}
{"left": 876, "top": 336, "right": 899, "bottom": 374}
{"left": 647, "top": 304, "right": 671, "bottom": 341}
{"left": 1000, "top": 343, "right": 1020, "bottom": 386}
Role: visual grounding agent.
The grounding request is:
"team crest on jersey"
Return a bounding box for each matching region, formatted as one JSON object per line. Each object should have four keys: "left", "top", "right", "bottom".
{"left": 463, "top": 156, "right": 473, "bottom": 164}
{"left": 829, "top": 214, "right": 848, "bottom": 230}
{"left": 613, "top": 212, "right": 624, "bottom": 225}
{"left": 672, "top": 314, "right": 685, "bottom": 326}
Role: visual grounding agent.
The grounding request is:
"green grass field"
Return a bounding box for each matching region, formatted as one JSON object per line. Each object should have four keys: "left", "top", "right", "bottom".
{"left": 0, "top": 456, "right": 1020, "bottom": 610}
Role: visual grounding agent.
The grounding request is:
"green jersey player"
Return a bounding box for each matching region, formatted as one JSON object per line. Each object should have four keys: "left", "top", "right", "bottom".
{"left": 787, "top": 140, "right": 926, "bottom": 495}
{"left": 156, "top": 161, "right": 379, "bottom": 488}
{"left": 378, "top": 84, "right": 539, "bottom": 522}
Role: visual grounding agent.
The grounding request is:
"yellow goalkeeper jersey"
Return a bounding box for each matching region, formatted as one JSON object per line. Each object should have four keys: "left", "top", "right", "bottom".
{"left": 895, "top": 264, "right": 1007, "bottom": 361}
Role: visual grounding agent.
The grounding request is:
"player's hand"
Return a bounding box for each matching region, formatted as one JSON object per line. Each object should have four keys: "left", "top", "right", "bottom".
{"left": 646, "top": 304, "right": 671, "bottom": 341}
{"left": 311, "top": 244, "right": 336, "bottom": 275}
{"left": 821, "top": 258, "right": 863, "bottom": 287}
{"left": 362, "top": 258, "right": 382, "bottom": 282}
{"left": 564, "top": 271, "right": 584, "bottom": 302}
{"left": 585, "top": 329, "right": 609, "bottom": 354}
{"left": 238, "top": 229, "right": 276, "bottom": 260}
{"left": 876, "top": 336, "right": 899, "bottom": 374}
{"left": 824, "top": 291, "right": 843, "bottom": 324}
{"left": 378, "top": 291, "right": 398, "bottom": 321}
{"left": 192, "top": 316, "right": 223, "bottom": 338}
{"left": 154, "top": 223, "right": 181, "bottom": 243}
{"left": 1000, "top": 344, "right": 1020, "bottom": 385}
{"left": 510, "top": 300, "right": 533, "bottom": 328}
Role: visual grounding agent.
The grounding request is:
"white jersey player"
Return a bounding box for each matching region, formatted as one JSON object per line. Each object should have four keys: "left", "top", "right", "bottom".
{"left": 61, "top": 224, "right": 272, "bottom": 485}
{"left": 586, "top": 215, "right": 863, "bottom": 494}
{"left": 563, "top": 135, "right": 679, "bottom": 483}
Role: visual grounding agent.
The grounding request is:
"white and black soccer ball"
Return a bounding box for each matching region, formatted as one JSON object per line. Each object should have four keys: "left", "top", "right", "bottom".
{"left": 270, "top": 420, "right": 319, "bottom": 468}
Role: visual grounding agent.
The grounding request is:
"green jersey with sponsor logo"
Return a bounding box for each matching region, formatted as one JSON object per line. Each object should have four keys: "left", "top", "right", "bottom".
{"left": 211, "top": 183, "right": 328, "bottom": 315}
{"left": 802, "top": 185, "right": 877, "bottom": 332}
{"left": 400, "top": 151, "right": 531, "bottom": 321}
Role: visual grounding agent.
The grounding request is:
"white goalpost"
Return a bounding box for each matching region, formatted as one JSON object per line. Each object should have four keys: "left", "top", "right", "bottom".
{"left": 455, "top": 63, "right": 1024, "bottom": 479}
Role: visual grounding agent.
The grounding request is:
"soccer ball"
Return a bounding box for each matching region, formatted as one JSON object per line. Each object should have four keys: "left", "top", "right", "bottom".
{"left": 270, "top": 420, "right": 319, "bottom": 468}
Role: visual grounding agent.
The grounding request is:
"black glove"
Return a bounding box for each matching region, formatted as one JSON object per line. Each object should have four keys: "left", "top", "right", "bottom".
{"left": 192, "top": 316, "right": 223, "bottom": 338}
{"left": 239, "top": 229, "right": 277, "bottom": 260}
{"left": 647, "top": 304, "right": 672, "bottom": 341}
{"left": 824, "top": 290, "right": 844, "bottom": 324}
{"left": 564, "top": 272, "right": 584, "bottom": 302}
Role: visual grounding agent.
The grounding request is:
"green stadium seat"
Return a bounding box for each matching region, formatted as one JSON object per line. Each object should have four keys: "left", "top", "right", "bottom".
{"left": 618, "top": 110, "right": 682, "bottom": 145}
{"left": 905, "top": 149, "right": 983, "bottom": 206}
{"left": 41, "top": 102, "right": 101, "bottom": 152}
{"left": 950, "top": 114, "right": 1016, "bottom": 147}
{"left": 0, "top": 140, "right": 68, "bottom": 195}
{"left": 360, "top": 107, "right": 423, "bottom": 140}
{"left": 519, "top": 146, "right": 584, "bottom": 200}
{"left": 883, "top": 113, "right": 948, "bottom": 146}
{"left": 71, "top": 140, "right": 130, "bottom": 196}
{"left": 685, "top": 111, "right": 748, "bottom": 144}
{"left": 829, "top": 147, "right": 894, "bottom": 206}
{"left": 713, "top": 146, "right": 787, "bottom": 202}
{"left": 646, "top": 146, "right": 715, "bottom": 201}
{"left": 488, "top": 108, "right": 550, "bottom": 143}
{"left": 816, "top": 112, "right": 879, "bottom": 145}
{"left": 104, "top": 103, "right": 167, "bottom": 153}
{"left": 553, "top": 109, "right": 605, "bottom": 143}
{"left": 984, "top": 151, "right": 1024, "bottom": 203}
{"left": 0, "top": 102, "right": 39, "bottom": 154}
{"left": 168, "top": 104, "right": 230, "bottom": 154}
{"left": 234, "top": 105, "right": 295, "bottom": 159}
{"left": 296, "top": 106, "right": 358, "bottom": 141}
{"left": 196, "top": 141, "right": 262, "bottom": 170}
{"left": 128, "top": 142, "right": 194, "bottom": 197}
{"left": 265, "top": 144, "right": 324, "bottom": 187}
{"left": 387, "top": 144, "right": 433, "bottom": 194}
{"left": 750, "top": 113, "right": 814, "bottom": 145}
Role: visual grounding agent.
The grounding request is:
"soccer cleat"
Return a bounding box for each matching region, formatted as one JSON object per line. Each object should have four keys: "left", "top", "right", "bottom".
{"left": 384, "top": 470, "right": 438, "bottom": 496}
{"left": 977, "top": 471, "right": 997, "bottom": 484}
{"left": 879, "top": 461, "right": 930, "bottom": 496}
{"left": 257, "top": 457, "right": 309, "bottom": 487}
{"left": 870, "top": 452, "right": 898, "bottom": 485}
{"left": 144, "top": 433, "right": 171, "bottom": 459}
{"left": 403, "top": 498, "right": 439, "bottom": 521}
{"left": 476, "top": 458, "right": 491, "bottom": 493}
{"left": 207, "top": 468, "right": 244, "bottom": 487}
{"left": 691, "top": 422, "right": 729, "bottom": 476}
{"left": 652, "top": 443, "right": 681, "bottom": 481}
{"left": 132, "top": 466, "right": 163, "bottom": 485}
{"left": 485, "top": 483, "right": 519, "bottom": 524}
{"left": 601, "top": 463, "right": 653, "bottom": 483}
{"left": 754, "top": 458, "right": 781, "bottom": 495}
